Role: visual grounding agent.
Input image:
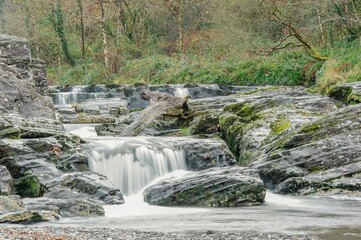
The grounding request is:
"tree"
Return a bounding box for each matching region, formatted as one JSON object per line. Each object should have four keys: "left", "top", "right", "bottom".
{"left": 258, "top": 0, "right": 329, "bottom": 61}
{"left": 97, "top": 0, "right": 110, "bottom": 74}
{"left": 163, "top": 0, "right": 185, "bottom": 57}
{"left": 55, "top": 0, "right": 75, "bottom": 66}
{"left": 77, "top": 0, "right": 86, "bottom": 61}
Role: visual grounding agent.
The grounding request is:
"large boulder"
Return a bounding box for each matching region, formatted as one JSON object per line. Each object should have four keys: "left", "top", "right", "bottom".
{"left": 0, "top": 210, "right": 59, "bottom": 224}
{"left": 219, "top": 87, "right": 338, "bottom": 164}
{"left": 45, "top": 172, "right": 124, "bottom": 205}
{"left": 143, "top": 166, "right": 265, "bottom": 207}
{"left": 23, "top": 198, "right": 105, "bottom": 217}
{"left": 253, "top": 104, "right": 361, "bottom": 197}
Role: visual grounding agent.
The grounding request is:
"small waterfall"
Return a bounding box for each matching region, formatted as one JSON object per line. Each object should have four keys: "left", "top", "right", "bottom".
{"left": 85, "top": 137, "right": 187, "bottom": 196}
{"left": 55, "top": 86, "right": 82, "bottom": 105}
{"left": 174, "top": 87, "right": 190, "bottom": 98}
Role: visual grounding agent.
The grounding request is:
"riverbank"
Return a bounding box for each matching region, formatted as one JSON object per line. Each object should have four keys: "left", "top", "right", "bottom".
{"left": 0, "top": 227, "right": 319, "bottom": 240}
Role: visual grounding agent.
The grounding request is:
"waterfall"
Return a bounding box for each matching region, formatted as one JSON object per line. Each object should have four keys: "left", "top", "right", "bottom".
{"left": 55, "top": 86, "right": 82, "bottom": 105}
{"left": 174, "top": 87, "right": 190, "bottom": 98}
{"left": 85, "top": 137, "right": 187, "bottom": 196}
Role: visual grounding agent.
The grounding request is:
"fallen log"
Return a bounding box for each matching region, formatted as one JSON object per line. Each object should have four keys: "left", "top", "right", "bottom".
{"left": 119, "top": 90, "right": 191, "bottom": 136}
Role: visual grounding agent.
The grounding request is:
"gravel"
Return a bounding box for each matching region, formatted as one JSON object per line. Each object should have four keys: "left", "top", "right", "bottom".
{"left": 0, "top": 227, "right": 320, "bottom": 240}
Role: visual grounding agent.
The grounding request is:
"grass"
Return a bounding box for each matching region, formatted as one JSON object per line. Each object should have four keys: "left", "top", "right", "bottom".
{"left": 46, "top": 39, "right": 361, "bottom": 92}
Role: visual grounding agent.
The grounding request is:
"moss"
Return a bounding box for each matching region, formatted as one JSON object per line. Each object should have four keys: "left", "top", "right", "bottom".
{"left": 300, "top": 122, "right": 322, "bottom": 134}
{"left": 270, "top": 115, "right": 291, "bottom": 135}
{"left": 308, "top": 165, "right": 323, "bottom": 173}
{"left": 14, "top": 175, "right": 42, "bottom": 198}
{"left": 180, "top": 127, "right": 191, "bottom": 136}
{"left": 0, "top": 128, "right": 21, "bottom": 139}
{"left": 327, "top": 85, "right": 353, "bottom": 104}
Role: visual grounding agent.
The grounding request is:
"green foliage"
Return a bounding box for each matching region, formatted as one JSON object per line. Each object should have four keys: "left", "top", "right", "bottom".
{"left": 55, "top": 0, "right": 75, "bottom": 66}
{"left": 316, "top": 40, "right": 361, "bottom": 93}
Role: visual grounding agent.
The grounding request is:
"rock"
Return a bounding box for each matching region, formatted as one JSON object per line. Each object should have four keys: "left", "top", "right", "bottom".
{"left": 45, "top": 172, "right": 124, "bottom": 205}
{"left": 327, "top": 82, "right": 361, "bottom": 104}
{"left": 182, "top": 138, "right": 236, "bottom": 171}
{"left": 143, "top": 166, "right": 265, "bottom": 207}
{"left": 56, "top": 98, "right": 128, "bottom": 124}
{"left": 0, "top": 63, "right": 55, "bottom": 119}
{"left": 189, "top": 111, "right": 220, "bottom": 135}
{"left": 253, "top": 104, "right": 361, "bottom": 197}
{"left": 0, "top": 165, "right": 13, "bottom": 195}
{"left": 23, "top": 198, "right": 105, "bottom": 217}
{"left": 0, "top": 195, "right": 24, "bottom": 214}
{"left": 0, "top": 210, "right": 59, "bottom": 224}
{"left": 14, "top": 175, "right": 42, "bottom": 198}
{"left": 219, "top": 87, "right": 338, "bottom": 163}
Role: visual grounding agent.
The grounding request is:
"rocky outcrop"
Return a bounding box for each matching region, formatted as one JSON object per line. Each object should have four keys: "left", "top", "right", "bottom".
{"left": 0, "top": 34, "right": 48, "bottom": 95}
{"left": 219, "top": 87, "right": 338, "bottom": 164}
{"left": 56, "top": 98, "right": 128, "bottom": 124}
{"left": 253, "top": 104, "right": 361, "bottom": 197}
{"left": 327, "top": 82, "right": 361, "bottom": 104}
{"left": 0, "top": 35, "right": 126, "bottom": 224}
{"left": 143, "top": 166, "right": 265, "bottom": 207}
{"left": 0, "top": 34, "right": 60, "bottom": 139}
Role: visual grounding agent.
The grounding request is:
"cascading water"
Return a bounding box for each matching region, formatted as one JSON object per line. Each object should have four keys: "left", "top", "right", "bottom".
{"left": 174, "top": 87, "right": 190, "bottom": 98}
{"left": 85, "top": 137, "right": 187, "bottom": 196}
{"left": 56, "top": 86, "right": 82, "bottom": 105}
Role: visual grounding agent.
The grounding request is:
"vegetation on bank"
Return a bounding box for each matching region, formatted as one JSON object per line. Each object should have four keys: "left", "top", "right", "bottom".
{"left": 0, "top": 0, "right": 360, "bottom": 92}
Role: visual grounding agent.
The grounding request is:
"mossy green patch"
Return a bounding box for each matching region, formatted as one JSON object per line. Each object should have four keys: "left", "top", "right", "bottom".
{"left": 270, "top": 115, "right": 291, "bottom": 135}
{"left": 14, "top": 175, "right": 42, "bottom": 198}
{"left": 300, "top": 122, "right": 322, "bottom": 134}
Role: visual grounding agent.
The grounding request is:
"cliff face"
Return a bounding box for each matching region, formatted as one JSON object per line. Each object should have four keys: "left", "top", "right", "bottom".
{"left": 0, "top": 34, "right": 54, "bottom": 120}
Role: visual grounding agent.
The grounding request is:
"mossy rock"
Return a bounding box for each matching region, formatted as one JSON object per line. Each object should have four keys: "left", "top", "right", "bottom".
{"left": 14, "top": 175, "right": 42, "bottom": 198}
{"left": 270, "top": 115, "right": 291, "bottom": 135}
{"left": 274, "top": 177, "right": 332, "bottom": 195}
{"left": 327, "top": 84, "right": 361, "bottom": 105}
{"left": 0, "top": 127, "right": 21, "bottom": 139}
{"left": 189, "top": 112, "right": 219, "bottom": 135}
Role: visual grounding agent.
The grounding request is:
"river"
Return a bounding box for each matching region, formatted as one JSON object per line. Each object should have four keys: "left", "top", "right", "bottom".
{"left": 35, "top": 124, "right": 361, "bottom": 240}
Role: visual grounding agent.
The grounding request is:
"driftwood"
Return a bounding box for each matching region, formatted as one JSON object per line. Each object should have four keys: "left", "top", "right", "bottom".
{"left": 119, "top": 90, "right": 191, "bottom": 136}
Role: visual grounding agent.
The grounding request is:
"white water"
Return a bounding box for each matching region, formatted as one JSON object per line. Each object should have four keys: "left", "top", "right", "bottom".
{"left": 174, "top": 87, "right": 190, "bottom": 98}
{"left": 60, "top": 124, "right": 361, "bottom": 239}
{"left": 85, "top": 137, "right": 187, "bottom": 196}
{"left": 55, "top": 86, "right": 82, "bottom": 105}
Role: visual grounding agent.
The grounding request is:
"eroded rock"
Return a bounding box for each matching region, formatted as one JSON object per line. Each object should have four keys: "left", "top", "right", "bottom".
{"left": 143, "top": 166, "right": 265, "bottom": 207}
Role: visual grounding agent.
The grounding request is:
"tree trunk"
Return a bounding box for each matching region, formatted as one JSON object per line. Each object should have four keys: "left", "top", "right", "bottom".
{"left": 56, "top": 0, "right": 75, "bottom": 66}
{"left": 119, "top": 90, "right": 191, "bottom": 137}
{"left": 77, "top": 0, "right": 85, "bottom": 61}
{"left": 316, "top": 9, "right": 326, "bottom": 45}
{"left": 177, "top": 0, "right": 184, "bottom": 58}
{"left": 98, "top": 0, "right": 110, "bottom": 74}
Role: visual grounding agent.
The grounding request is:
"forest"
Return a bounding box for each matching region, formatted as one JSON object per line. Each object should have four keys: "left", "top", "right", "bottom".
{"left": 0, "top": 0, "right": 360, "bottom": 93}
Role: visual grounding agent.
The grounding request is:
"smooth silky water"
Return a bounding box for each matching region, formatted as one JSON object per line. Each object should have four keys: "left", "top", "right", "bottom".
{"left": 45, "top": 124, "right": 361, "bottom": 240}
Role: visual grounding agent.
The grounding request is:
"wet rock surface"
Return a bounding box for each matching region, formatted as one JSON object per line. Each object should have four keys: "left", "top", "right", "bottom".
{"left": 253, "top": 104, "right": 361, "bottom": 197}
{"left": 0, "top": 35, "right": 124, "bottom": 223}
{"left": 143, "top": 166, "right": 265, "bottom": 207}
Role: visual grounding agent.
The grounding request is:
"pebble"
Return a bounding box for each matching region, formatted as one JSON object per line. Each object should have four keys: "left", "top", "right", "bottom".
{"left": 0, "top": 227, "right": 320, "bottom": 240}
